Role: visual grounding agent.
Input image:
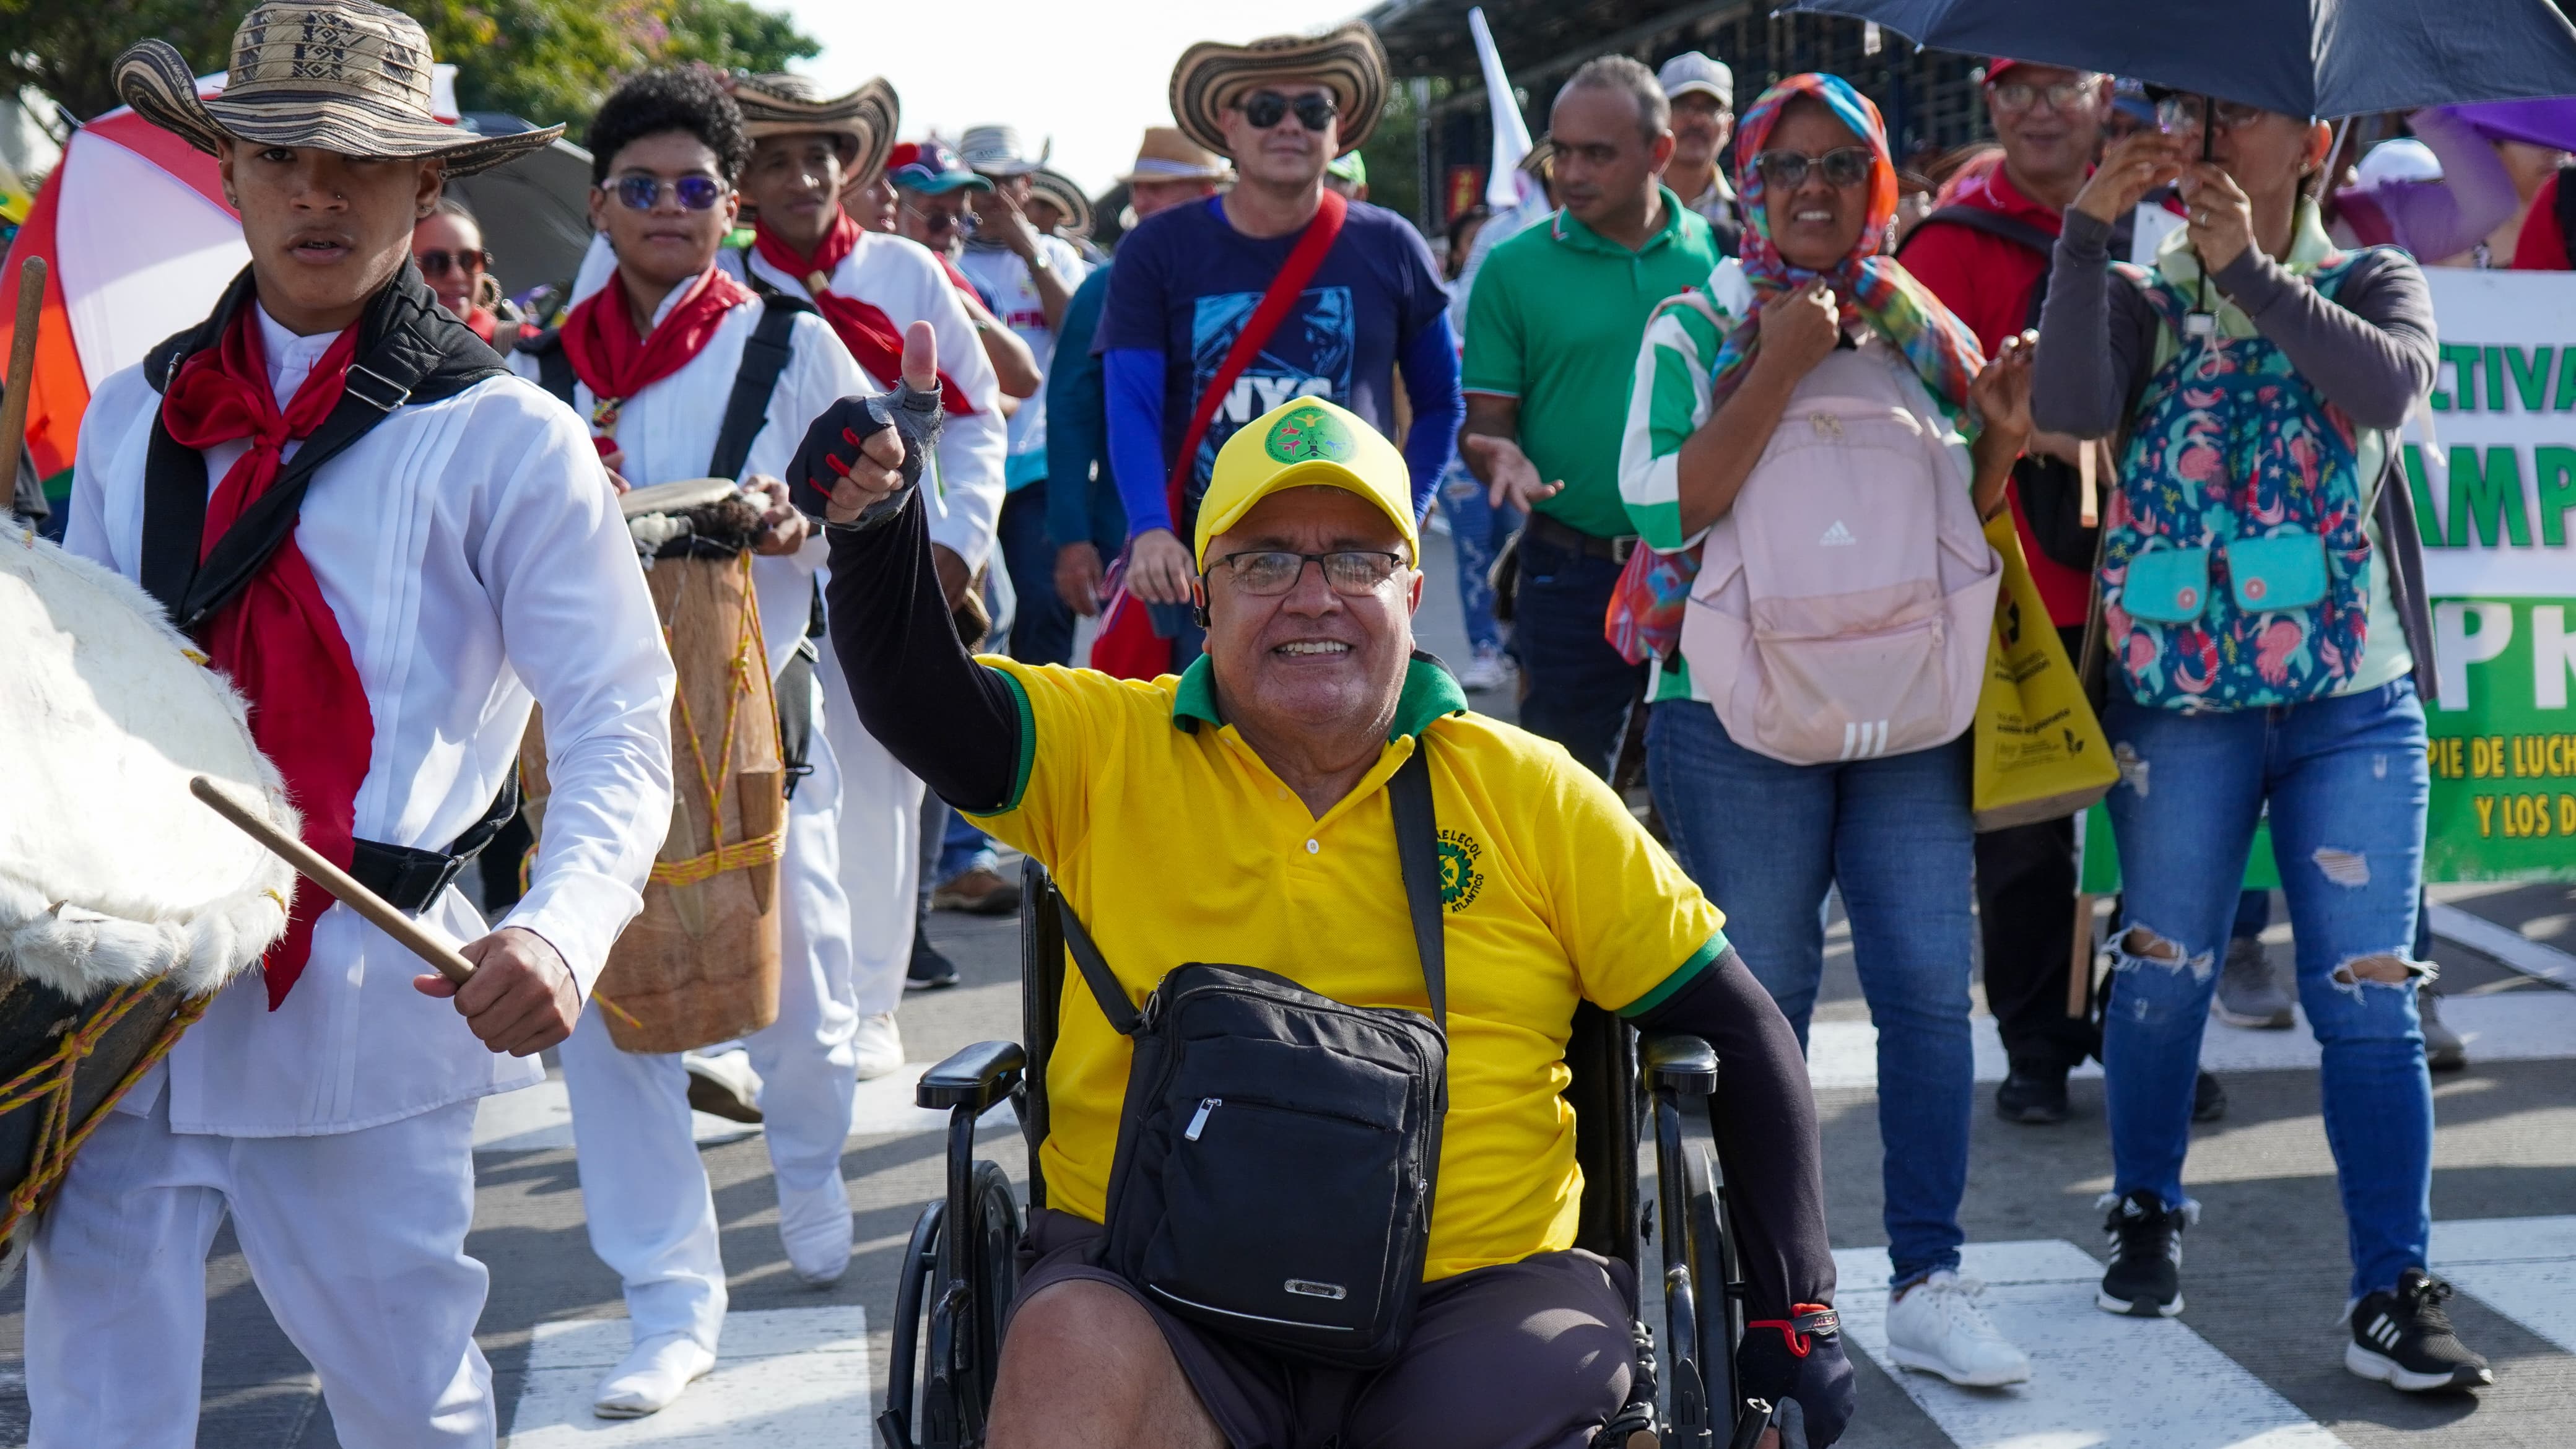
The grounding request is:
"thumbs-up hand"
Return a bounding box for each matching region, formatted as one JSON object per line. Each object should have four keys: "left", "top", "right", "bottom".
{"left": 788, "top": 321, "right": 946, "bottom": 527}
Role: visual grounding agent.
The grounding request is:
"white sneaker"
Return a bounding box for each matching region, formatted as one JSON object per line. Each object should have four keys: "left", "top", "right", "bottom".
{"left": 778, "top": 1173, "right": 853, "bottom": 1286}
{"left": 593, "top": 1332, "right": 715, "bottom": 1417}
{"left": 681, "top": 1048, "right": 763, "bottom": 1123}
{"left": 1884, "top": 1271, "right": 2032, "bottom": 1387}
{"left": 1456, "top": 645, "right": 1514, "bottom": 694}
{"left": 852, "top": 1011, "right": 905, "bottom": 1081}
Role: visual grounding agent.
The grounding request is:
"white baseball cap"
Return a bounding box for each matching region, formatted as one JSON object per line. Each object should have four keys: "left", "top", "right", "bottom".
{"left": 2357, "top": 137, "right": 2443, "bottom": 188}
{"left": 1658, "top": 52, "right": 1734, "bottom": 109}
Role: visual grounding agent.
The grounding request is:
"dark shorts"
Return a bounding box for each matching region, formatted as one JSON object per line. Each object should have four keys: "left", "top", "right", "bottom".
{"left": 1009, "top": 1209, "right": 1638, "bottom": 1449}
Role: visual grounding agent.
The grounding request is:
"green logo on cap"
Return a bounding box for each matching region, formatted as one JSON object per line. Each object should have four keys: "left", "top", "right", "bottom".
{"left": 1264, "top": 403, "right": 1357, "bottom": 465}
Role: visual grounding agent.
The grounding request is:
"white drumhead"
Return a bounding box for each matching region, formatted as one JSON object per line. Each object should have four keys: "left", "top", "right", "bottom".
{"left": 0, "top": 530, "right": 295, "bottom": 998}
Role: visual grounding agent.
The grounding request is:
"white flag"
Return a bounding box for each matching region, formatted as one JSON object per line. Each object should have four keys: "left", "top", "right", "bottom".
{"left": 1468, "top": 7, "right": 1533, "bottom": 211}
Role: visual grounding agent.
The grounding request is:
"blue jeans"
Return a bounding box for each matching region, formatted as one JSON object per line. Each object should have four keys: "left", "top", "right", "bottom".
{"left": 1647, "top": 700, "right": 1975, "bottom": 1288}
{"left": 938, "top": 806, "right": 997, "bottom": 885}
{"left": 1438, "top": 460, "right": 1521, "bottom": 656}
{"left": 2101, "top": 680, "right": 2433, "bottom": 1300}
{"left": 1513, "top": 531, "right": 1648, "bottom": 780}
{"left": 999, "top": 479, "right": 1074, "bottom": 667}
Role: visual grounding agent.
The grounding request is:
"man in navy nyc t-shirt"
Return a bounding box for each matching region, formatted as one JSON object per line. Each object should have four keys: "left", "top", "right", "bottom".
{"left": 1099, "top": 193, "right": 1461, "bottom": 583}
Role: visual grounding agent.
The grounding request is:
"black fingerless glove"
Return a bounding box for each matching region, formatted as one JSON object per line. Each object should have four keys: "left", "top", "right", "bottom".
{"left": 1738, "top": 1306, "right": 1854, "bottom": 1448}
{"left": 785, "top": 378, "right": 945, "bottom": 528}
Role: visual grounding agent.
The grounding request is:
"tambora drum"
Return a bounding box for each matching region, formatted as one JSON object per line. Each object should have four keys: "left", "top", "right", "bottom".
{"left": 522, "top": 481, "right": 784, "bottom": 1054}
{"left": 0, "top": 525, "right": 295, "bottom": 1276}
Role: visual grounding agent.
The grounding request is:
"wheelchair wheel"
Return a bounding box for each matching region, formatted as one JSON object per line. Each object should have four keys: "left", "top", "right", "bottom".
{"left": 879, "top": 1159, "right": 1022, "bottom": 1449}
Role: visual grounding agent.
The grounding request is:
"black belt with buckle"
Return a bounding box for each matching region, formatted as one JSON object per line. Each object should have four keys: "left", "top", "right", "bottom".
{"left": 1519, "top": 511, "right": 1638, "bottom": 564}
{"left": 348, "top": 777, "right": 520, "bottom": 915}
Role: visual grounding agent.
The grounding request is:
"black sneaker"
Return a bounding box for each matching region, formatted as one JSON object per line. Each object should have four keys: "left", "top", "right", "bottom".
{"left": 2192, "top": 1069, "right": 2227, "bottom": 1123}
{"left": 2097, "top": 1188, "right": 2189, "bottom": 1317}
{"left": 2348, "top": 1269, "right": 2495, "bottom": 1392}
{"left": 1995, "top": 1060, "right": 2069, "bottom": 1124}
{"left": 907, "top": 933, "right": 960, "bottom": 991}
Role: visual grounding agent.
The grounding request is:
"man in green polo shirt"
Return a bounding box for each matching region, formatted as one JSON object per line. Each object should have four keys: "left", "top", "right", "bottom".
{"left": 1458, "top": 53, "right": 1721, "bottom": 779}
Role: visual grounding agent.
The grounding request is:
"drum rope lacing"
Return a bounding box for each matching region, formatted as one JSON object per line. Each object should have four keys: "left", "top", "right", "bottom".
{"left": 0, "top": 983, "right": 211, "bottom": 1238}
{"left": 652, "top": 550, "right": 785, "bottom": 888}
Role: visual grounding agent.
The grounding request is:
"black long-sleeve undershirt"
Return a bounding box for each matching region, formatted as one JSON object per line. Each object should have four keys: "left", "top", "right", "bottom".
{"left": 823, "top": 489, "right": 1019, "bottom": 814}
{"left": 825, "top": 492, "right": 1834, "bottom": 1316}
{"left": 1632, "top": 947, "right": 1838, "bottom": 1318}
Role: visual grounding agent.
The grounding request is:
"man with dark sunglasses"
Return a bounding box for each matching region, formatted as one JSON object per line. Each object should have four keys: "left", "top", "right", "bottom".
{"left": 1099, "top": 21, "right": 1461, "bottom": 678}
{"left": 509, "top": 66, "right": 883, "bottom": 1421}
{"left": 1458, "top": 54, "right": 1723, "bottom": 782}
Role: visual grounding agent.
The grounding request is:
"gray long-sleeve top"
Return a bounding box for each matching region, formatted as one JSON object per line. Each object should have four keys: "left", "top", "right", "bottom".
{"left": 2029, "top": 204, "right": 2446, "bottom": 700}
{"left": 2031, "top": 206, "right": 2439, "bottom": 436}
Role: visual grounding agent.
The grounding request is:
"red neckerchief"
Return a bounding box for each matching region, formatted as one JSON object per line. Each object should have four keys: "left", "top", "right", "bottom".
{"left": 461, "top": 306, "right": 497, "bottom": 344}
{"left": 160, "top": 307, "right": 376, "bottom": 1009}
{"left": 559, "top": 264, "right": 755, "bottom": 451}
{"left": 753, "top": 213, "right": 976, "bottom": 414}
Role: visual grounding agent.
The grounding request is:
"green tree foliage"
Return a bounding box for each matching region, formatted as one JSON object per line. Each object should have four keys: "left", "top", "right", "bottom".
{"left": 0, "top": 0, "right": 818, "bottom": 130}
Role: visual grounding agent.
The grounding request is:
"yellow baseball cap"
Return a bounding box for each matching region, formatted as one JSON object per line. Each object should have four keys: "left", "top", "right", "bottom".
{"left": 1194, "top": 396, "right": 1416, "bottom": 568}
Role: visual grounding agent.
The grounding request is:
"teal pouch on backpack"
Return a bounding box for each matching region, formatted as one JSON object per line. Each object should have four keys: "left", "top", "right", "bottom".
{"left": 2121, "top": 546, "right": 2211, "bottom": 624}
{"left": 2225, "top": 532, "right": 2328, "bottom": 612}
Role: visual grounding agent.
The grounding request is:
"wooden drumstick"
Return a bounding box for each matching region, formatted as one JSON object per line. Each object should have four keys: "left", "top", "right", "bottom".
{"left": 193, "top": 776, "right": 476, "bottom": 983}
{"left": 188, "top": 776, "right": 644, "bottom": 1029}
{"left": 0, "top": 256, "right": 46, "bottom": 511}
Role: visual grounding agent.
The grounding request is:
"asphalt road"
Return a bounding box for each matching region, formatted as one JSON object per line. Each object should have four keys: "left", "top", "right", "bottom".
{"left": 3, "top": 527, "right": 2570, "bottom": 1448}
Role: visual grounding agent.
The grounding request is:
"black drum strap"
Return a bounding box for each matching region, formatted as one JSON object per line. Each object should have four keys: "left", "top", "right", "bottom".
{"left": 707, "top": 297, "right": 807, "bottom": 482}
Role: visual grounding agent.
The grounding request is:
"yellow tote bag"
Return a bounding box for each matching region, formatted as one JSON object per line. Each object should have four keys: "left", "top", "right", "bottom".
{"left": 1972, "top": 513, "right": 2118, "bottom": 831}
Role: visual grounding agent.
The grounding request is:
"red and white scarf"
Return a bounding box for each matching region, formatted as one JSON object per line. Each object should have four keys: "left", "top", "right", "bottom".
{"left": 753, "top": 212, "right": 977, "bottom": 414}
{"left": 160, "top": 308, "right": 376, "bottom": 1009}
{"left": 559, "top": 264, "right": 757, "bottom": 452}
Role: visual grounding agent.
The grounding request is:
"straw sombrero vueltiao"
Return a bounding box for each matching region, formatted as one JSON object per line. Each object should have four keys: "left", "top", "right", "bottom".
{"left": 113, "top": 1, "right": 561, "bottom": 178}
{"left": 1170, "top": 21, "right": 1388, "bottom": 160}
{"left": 734, "top": 72, "right": 899, "bottom": 185}
{"left": 1027, "top": 167, "right": 1095, "bottom": 238}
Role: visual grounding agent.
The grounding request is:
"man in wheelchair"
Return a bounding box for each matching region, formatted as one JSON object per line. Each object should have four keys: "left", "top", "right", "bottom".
{"left": 799, "top": 334, "right": 1853, "bottom": 1449}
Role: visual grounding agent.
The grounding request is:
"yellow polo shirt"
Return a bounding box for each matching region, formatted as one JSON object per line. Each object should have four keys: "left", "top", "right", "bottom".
{"left": 967, "top": 654, "right": 1727, "bottom": 1279}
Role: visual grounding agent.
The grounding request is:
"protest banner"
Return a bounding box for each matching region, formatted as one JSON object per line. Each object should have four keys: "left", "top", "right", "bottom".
{"left": 2082, "top": 268, "right": 2576, "bottom": 890}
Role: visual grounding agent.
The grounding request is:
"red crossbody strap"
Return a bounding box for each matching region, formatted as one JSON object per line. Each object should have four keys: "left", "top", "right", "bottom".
{"left": 1162, "top": 189, "right": 1349, "bottom": 523}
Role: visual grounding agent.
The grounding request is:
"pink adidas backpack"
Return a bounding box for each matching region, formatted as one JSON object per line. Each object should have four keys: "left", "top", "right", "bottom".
{"left": 1680, "top": 342, "right": 2000, "bottom": 766}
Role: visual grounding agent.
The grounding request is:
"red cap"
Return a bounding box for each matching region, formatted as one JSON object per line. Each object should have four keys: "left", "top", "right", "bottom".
{"left": 1985, "top": 58, "right": 2032, "bottom": 82}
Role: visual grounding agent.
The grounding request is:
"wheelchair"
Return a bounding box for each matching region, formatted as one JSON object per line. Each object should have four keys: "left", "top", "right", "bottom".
{"left": 879, "top": 858, "right": 1770, "bottom": 1449}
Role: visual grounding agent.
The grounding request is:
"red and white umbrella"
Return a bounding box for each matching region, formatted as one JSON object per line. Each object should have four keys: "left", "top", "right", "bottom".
{"left": 0, "top": 72, "right": 244, "bottom": 492}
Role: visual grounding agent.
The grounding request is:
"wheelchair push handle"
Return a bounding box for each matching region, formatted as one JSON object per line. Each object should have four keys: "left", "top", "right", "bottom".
{"left": 1641, "top": 1033, "right": 1718, "bottom": 1097}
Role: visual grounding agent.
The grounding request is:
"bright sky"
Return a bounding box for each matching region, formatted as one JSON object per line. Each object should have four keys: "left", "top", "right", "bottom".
{"left": 777, "top": 0, "right": 1372, "bottom": 198}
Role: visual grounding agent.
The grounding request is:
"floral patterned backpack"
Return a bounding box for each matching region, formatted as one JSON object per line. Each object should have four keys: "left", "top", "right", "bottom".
{"left": 2101, "top": 255, "right": 2381, "bottom": 710}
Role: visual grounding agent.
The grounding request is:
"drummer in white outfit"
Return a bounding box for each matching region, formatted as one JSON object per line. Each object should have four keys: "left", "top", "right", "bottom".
{"left": 563, "top": 75, "right": 1010, "bottom": 1071}
{"left": 32, "top": 9, "right": 676, "bottom": 1448}
{"left": 507, "top": 67, "right": 876, "bottom": 1419}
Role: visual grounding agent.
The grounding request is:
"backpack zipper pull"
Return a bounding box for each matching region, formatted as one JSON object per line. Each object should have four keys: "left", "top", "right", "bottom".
{"left": 1184, "top": 1097, "right": 1221, "bottom": 1142}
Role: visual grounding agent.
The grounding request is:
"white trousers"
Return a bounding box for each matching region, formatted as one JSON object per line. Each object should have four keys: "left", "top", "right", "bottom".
{"left": 27, "top": 1093, "right": 490, "bottom": 1449}
{"left": 819, "top": 641, "right": 923, "bottom": 1017}
{"left": 559, "top": 721, "right": 859, "bottom": 1349}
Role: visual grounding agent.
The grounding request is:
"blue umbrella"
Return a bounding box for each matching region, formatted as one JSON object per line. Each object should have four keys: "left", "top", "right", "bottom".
{"left": 1786, "top": 0, "right": 2576, "bottom": 118}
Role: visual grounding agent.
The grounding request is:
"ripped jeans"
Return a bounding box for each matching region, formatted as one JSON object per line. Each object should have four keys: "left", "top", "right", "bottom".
{"left": 2100, "top": 679, "right": 2432, "bottom": 1300}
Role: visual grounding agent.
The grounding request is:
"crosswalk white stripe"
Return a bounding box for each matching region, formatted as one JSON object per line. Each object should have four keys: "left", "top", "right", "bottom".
{"left": 504, "top": 1306, "right": 869, "bottom": 1445}
{"left": 2432, "top": 1215, "right": 2576, "bottom": 1355}
{"left": 1803, "top": 991, "right": 2576, "bottom": 1092}
{"left": 1834, "top": 1241, "right": 2349, "bottom": 1449}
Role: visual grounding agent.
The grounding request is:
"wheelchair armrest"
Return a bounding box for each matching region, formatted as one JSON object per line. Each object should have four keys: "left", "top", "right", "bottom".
{"left": 1640, "top": 1032, "right": 1717, "bottom": 1098}
{"left": 916, "top": 1040, "right": 1027, "bottom": 1112}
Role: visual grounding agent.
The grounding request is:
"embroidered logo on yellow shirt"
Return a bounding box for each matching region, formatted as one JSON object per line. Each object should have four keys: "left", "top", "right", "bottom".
{"left": 1438, "top": 829, "right": 1484, "bottom": 912}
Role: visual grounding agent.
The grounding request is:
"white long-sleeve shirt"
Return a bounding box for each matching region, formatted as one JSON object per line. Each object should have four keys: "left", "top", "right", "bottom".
{"left": 69, "top": 302, "right": 677, "bottom": 1136}
{"left": 572, "top": 231, "right": 1007, "bottom": 573}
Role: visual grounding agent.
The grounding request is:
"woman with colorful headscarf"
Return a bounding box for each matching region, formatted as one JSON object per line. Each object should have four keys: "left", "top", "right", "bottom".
{"left": 1616, "top": 72, "right": 2039, "bottom": 1391}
